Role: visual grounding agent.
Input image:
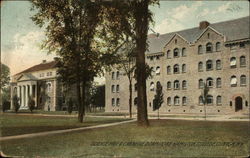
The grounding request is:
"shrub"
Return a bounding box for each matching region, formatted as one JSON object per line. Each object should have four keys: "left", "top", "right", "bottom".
{"left": 2, "top": 101, "right": 10, "bottom": 112}
{"left": 28, "top": 96, "right": 36, "bottom": 113}
{"left": 12, "top": 95, "right": 20, "bottom": 113}
{"left": 67, "top": 98, "right": 73, "bottom": 114}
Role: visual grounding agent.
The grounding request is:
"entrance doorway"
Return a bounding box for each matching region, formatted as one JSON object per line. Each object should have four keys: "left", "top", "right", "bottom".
{"left": 235, "top": 96, "right": 243, "bottom": 112}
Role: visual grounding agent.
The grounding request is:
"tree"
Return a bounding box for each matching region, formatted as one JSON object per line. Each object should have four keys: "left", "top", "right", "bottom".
{"left": 0, "top": 64, "right": 10, "bottom": 111}
{"left": 12, "top": 95, "right": 20, "bottom": 113}
{"left": 91, "top": 84, "right": 105, "bottom": 111}
{"left": 0, "top": 64, "right": 10, "bottom": 90}
{"left": 153, "top": 82, "right": 163, "bottom": 119}
{"left": 67, "top": 98, "right": 74, "bottom": 114}
{"left": 28, "top": 96, "right": 36, "bottom": 113}
{"left": 202, "top": 82, "right": 209, "bottom": 120}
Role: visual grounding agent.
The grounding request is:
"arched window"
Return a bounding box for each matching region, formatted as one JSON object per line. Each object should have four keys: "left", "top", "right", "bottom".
{"left": 207, "top": 95, "right": 213, "bottom": 104}
{"left": 116, "top": 98, "right": 120, "bottom": 106}
{"left": 206, "top": 77, "right": 213, "bottom": 87}
{"left": 112, "top": 98, "right": 115, "bottom": 106}
{"left": 206, "top": 42, "right": 213, "bottom": 53}
{"left": 174, "top": 80, "right": 180, "bottom": 90}
{"left": 240, "top": 75, "right": 246, "bottom": 86}
{"left": 150, "top": 67, "right": 154, "bottom": 77}
{"left": 216, "top": 60, "right": 222, "bottom": 70}
{"left": 182, "top": 48, "right": 187, "bottom": 57}
{"left": 173, "top": 48, "right": 179, "bottom": 57}
{"left": 182, "top": 80, "right": 187, "bottom": 89}
{"left": 167, "top": 66, "right": 171, "bottom": 74}
{"left": 156, "top": 81, "right": 161, "bottom": 89}
{"left": 174, "top": 96, "right": 180, "bottom": 105}
{"left": 134, "top": 83, "right": 137, "bottom": 91}
{"left": 167, "top": 97, "right": 171, "bottom": 105}
{"left": 198, "top": 45, "right": 203, "bottom": 54}
{"left": 112, "top": 72, "right": 115, "bottom": 80}
{"left": 116, "top": 71, "right": 120, "bottom": 79}
{"left": 174, "top": 64, "right": 179, "bottom": 74}
{"left": 111, "top": 85, "right": 115, "bottom": 93}
{"left": 206, "top": 60, "right": 213, "bottom": 70}
{"left": 199, "top": 79, "right": 204, "bottom": 89}
{"left": 216, "top": 42, "right": 221, "bottom": 51}
{"left": 230, "top": 57, "right": 236, "bottom": 68}
{"left": 216, "top": 96, "right": 222, "bottom": 105}
{"left": 166, "top": 50, "right": 171, "bottom": 59}
{"left": 199, "top": 96, "right": 203, "bottom": 105}
{"left": 134, "top": 97, "right": 137, "bottom": 106}
{"left": 182, "top": 97, "right": 187, "bottom": 105}
{"left": 156, "top": 66, "right": 160, "bottom": 75}
{"left": 150, "top": 82, "right": 155, "bottom": 91}
{"left": 216, "top": 78, "right": 221, "bottom": 88}
{"left": 182, "top": 64, "right": 186, "bottom": 73}
{"left": 47, "top": 83, "right": 51, "bottom": 93}
{"left": 167, "top": 81, "right": 171, "bottom": 90}
{"left": 240, "top": 56, "right": 246, "bottom": 67}
{"left": 230, "top": 76, "right": 237, "bottom": 87}
{"left": 116, "top": 85, "right": 119, "bottom": 93}
{"left": 198, "top": 62, "right": 203, "bottom": 71}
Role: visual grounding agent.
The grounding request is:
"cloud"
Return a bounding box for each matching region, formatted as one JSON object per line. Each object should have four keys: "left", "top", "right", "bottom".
{"left": 154, "top": 18, "right": 184, "bottom": 34}
{"left": 2, "top": 31, "right": 55, "bottom": 76}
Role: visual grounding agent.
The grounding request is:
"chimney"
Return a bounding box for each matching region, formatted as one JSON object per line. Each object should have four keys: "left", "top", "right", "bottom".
{"left": 199, "top": 21, "right": 210, "bottom": 30}
{"left": 42, "top": 60, "right": 46, "bottom": 63}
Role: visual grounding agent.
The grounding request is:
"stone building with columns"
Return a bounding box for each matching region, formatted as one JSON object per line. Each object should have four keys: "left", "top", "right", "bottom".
{"left": 10, "top": 59, "right": 69, "bottom": 111}
{"left": 105, "top": 16, "right": 249, "bottom": 115}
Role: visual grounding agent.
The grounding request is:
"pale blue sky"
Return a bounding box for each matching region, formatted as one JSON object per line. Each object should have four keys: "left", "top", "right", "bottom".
{"left": 1, "top": 1, "right": 249, "bottom": 77}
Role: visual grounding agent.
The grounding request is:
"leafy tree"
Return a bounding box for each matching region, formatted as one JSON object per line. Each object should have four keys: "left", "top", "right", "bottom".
{"left": 67, "top": 98, "right": 74, "bottom": 114}
{"left": 153, "top": 82, "right": 163, "bottom": 119}
{"left": 28, "top": 96, "right": 36, "bottom": 113}
{"left": 91, "top": 84, "right": 105, "bottom": 111}
{"left": 0, "top": 64, "right": 10, "bottom": 111}
{"left": 12, "top": 95, "right": 20, "bottom": 113}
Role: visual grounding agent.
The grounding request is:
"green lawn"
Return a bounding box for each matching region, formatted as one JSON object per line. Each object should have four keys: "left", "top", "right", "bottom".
{"left": 1, "top": 119, "right": 249, "bottom": 157}
{"left": 0, "top": 114, "right": 130, "bottom": 136}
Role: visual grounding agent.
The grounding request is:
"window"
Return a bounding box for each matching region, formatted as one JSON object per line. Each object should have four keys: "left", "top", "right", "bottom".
{"left": 174, "top": 80, "right": 180, "bottom": 90}
{"left": 216, "top": 96, "right": 222, "bottom": 105}
{"left": 216, "top": 42, "right": 221, "bottom": 51}
{"left": 239, "top": 43, "right": 245, "bottom": 48}
{"left": 216, "top": 60, "right": 222, "bottom": 70}
{"left": 206, "top": 43, "right": 213, "bottom": 53}
{"left": 116, "top": 85, "right": 119, "bottom": 93}
{"left": 156, "top": 66, "right": 160, "bottom": 75}
{"left": 174, "top": 64, "right": 179, "bottom": 74}
{"left": 47, "top": 72, "right": 50, "bottom": 76}
{"left": 116, "top": 98, "right": 120, "bottom": 106}
{"left": 199, "top": 79, "right": 204, "bottom": 89}
{"left": 166, "top": 50, "right": 171, "bottom": 59}
{"left": 207, "top": 95, "right": 213, "bottom": 105}
{"left": 167, "top": 81, "right": 171, "bottom": 90}
{"left": 47, "top": 83, "right": 51, "bottom": 92}
{"left": 50, "top": 72, "right": 52, "bottom": 76}
{"left": 182, "top": 48, "right": 186, "bottom": 57}
{"left": 207, "top": 33, "right": 210, "bottom": 39}
{"left": 175, "top": 39, "right": 177, "bottom": 44}
{"left": 182, "top": 80, "right": 187, "bottom": 89}
{"left": 134, "top": 83, "right": 137, "bottom": 91}
{"left": 246, "top": 101, "right": 248, "bottom": 107}
{"left": 198, "top": 62, "right": 203, "bottom": 71}
{"left": 206, "top": 77, "right": 213, "bottom": 87}
{"left": 173, "top": 48, "right": 179, "bottom": 57}
{"left": 111, "top": 85, "right": 115, "bottom": 93}
{"left": 174, "top": 96, "right": 180, "bottom": 105}
{"left": 182, "top": 64, "right": 186, "bottom": 73}
{"left": 150, "top": 82, "right": 155, "bottom": 91}
{"left": 240, "top": 75, "right": 246, "bottom": 86}
{"left": 216, "top": 78, "right": 221, "bottom": 88}
{"left": 167, "top": 66, "right": 171, "bottom": 74}
{"left": 134, "top": 97, "right": 137, "bottom": 106}
{"left": 199, "top": 96, "right": 203, "bottom": 105}
{"left": 230, "top": 76, "right": 237, "bottom": 87}
{"left": 112, "top": 98, "right": 115, "bottom": 106}
{"left": 206, "top": 60, "right": 213, "bottom": 70}
{"left": 112, "top": 72, "right": 115, "bottom": 80}
{"left": 240, "top": 56, "right": 246, "bottom": 67}
{"left": 116, "top": 71, "right": 120, "bottom": 79}
{"left": 182, "top": 97, "right": 187, "bottom": 105}
{"left": 198, "top": 45, "right": 203, "bottom": 54}
{"left": 156, "top": 81, "right": 161, "bottom": 89}
{"left": 40, "top": 73, "right": 44, "bottom": 77}
{"left": 230, "top": 57, "right": 236, "bottom": 68}
{"left": 167, "top": 97, "right": 171, "bottom": 105}
{"left": 150, "top": 56, "right": 153, "bottom": 61}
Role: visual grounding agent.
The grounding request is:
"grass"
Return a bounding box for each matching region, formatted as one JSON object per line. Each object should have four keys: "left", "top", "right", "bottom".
{"left": 0, "top": 114, "right": 130, "bottom": 137}
{"left": 1, "top": 119, "right": 249, "bottom": 157}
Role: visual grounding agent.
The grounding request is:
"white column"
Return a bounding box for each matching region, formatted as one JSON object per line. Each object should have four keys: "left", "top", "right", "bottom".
{"left": 25, "top": 85, "right": 29, "bottom": 107}
{"left": 53, "top": 80, "right": 57, "bottom": 111}
{"left": 30, "top": 84, "right": 32, "bottom": 98}
{"left": 22, "top": 86, "right": 25, "bottom": 107}
{"left": 34, "top": 84, "right": 37, "bottom": 107}
{"left": 10, "top": 86, "right": 14, "bottom": 110}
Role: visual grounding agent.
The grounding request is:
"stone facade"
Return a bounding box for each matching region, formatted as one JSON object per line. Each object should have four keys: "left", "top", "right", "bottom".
{"left": 105, "top": 17, "right": 250, "bottom": 115}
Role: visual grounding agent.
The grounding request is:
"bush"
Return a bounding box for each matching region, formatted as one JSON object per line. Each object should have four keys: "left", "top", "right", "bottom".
{"left": 28, "top": 96, "right": 36, "bottom": 113}
{"left": 13, "top": 95, "right": 20, "bottom": 113}
{"left": 2, "top": 101, "right": 10, "bottom": 112}
{"left": 67, "top": 98, "right": 73, "bottom": 114}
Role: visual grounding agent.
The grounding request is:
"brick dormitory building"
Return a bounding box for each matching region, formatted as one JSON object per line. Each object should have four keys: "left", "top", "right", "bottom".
{"left": 105, "top": 16, "right": 249, "bottom": 115}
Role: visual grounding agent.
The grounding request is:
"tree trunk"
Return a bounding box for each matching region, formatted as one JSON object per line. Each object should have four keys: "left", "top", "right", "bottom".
{"left": 79, "top": 81, "right": 86, "bottom": 123}
{"left": 134, "top": 0, "right": 149, "bottom": 126}
{"left": 129, "top": 79, "right": 132, "bottom": 118}
{"left": 77, "top": 81, "right": 83, "bottom": 123}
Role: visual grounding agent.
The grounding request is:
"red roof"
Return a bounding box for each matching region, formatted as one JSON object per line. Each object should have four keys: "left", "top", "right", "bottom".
{"left": 16, "top": 61, "right": 58, "bottom": 75}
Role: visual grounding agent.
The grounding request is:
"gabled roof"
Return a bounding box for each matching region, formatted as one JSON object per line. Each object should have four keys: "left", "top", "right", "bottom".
{"left": 17, "top": 73, "right": 38, "bottom": 81}
{"left": 147, "top": 16, "right": 249, "bottom": 54}
{"left": 15, "top": 61, "right": 58, "bottom": 75}
{"left": 164, "top": 33, "right": 190, "bottom": 48}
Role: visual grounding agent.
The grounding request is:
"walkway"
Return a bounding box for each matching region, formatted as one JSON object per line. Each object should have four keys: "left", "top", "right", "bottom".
{"left": 0, "top": 119, "right": 136, "bottom": 142}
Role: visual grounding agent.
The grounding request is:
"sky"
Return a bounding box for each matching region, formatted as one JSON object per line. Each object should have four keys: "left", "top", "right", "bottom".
{"left": 1, "top": 1, "right": 249, "bottom": 82}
